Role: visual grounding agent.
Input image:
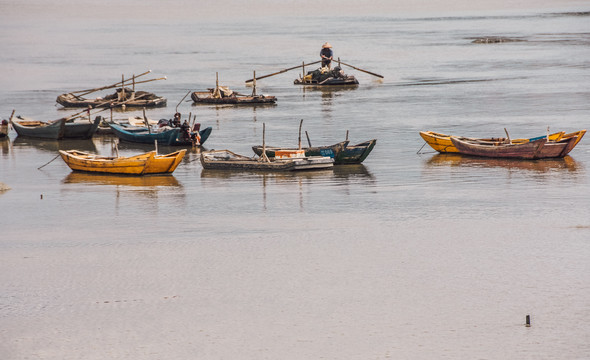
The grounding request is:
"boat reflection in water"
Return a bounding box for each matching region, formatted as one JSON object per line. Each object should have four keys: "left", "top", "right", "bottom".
{"left": 426, "top": 153, "right": 581, "bottom": 173}
{"left": 200, "top": 164, "right": 374, "bottom": 183}
{"left": 12, "top": 136, "right": 99, "bottom": 154}
{"left": 63, "top": 172, "right": 181, "bottom": 187}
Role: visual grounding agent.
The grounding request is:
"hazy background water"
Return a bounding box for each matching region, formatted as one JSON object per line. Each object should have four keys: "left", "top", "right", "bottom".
{"left": 1, "top": 1, "right": 590, "bottom": 359}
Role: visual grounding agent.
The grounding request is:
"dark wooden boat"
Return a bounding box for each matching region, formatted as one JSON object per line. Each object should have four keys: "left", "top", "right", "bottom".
{"left": 10, "top": 117, "right": 66, "bottom": 139}
{"left": 191, "top": 89, "right": 276, "bottom": 104}
{"left": 56, "top": 72, "right": 167, "bottom": 109}
{"left": 450, "top": 135, "right": 581, "bottom": 159}
{"left": 294, "top": 66, "right": 359, "bottom": 86}
{"left": 336, "top": 139, "right": 377, "bottom": 164}
{"left": 252, "top": 139, "right": 376, "bottom": 164}
{"left": 192, "top": 73, "right": 277, "bottom": 104}
{"left": 109, "top": 123, "right": 212, "bottom": 146}
{"left": 251, "top": 140, "right": 349, "bottom": 162}
{"left": 57, "top": 88, "right": 166, "bottom": 108}
{"left": 200, "top": 150, "right": 334, "bottom": 171}
{"left": 10, "top": 116, "right": 101, "bottom": 140}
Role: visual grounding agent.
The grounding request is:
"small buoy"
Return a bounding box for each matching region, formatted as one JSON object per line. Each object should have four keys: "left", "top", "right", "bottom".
{"left": 526, "top": 315, "right": 531, "bottom": 327}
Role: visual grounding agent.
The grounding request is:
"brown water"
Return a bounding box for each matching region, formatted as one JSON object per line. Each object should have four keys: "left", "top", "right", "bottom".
{"left": 1, "top": 1, "right": 590, "bottom": 359}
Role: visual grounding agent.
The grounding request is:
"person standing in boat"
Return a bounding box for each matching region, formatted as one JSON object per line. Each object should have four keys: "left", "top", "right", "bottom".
{"left": 320, "top": 42, "right": 333, "bottom": 69}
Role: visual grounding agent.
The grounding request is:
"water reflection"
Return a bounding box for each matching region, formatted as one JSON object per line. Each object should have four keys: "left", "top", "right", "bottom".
{"left": 299, "top": 84, "right": 359, "bottom": 102}
{"left": 1, "top": 138, "right": 10, "bottom": 155}
{"left": 333, "top": 164, "right": 376, "bottom": 182}
{"left": 63, "top": 172, "right": 182, "bottom": 187}
{"left": 12, "top": 137, "right": 98, "bottom": 153}
{"left": 426, "top": 153, "right": 581, "bottom": 172}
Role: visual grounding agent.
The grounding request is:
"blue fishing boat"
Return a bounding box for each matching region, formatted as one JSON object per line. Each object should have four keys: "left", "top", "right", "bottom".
{"left": 109, "top": 123, "right": 212, "bottom": 146}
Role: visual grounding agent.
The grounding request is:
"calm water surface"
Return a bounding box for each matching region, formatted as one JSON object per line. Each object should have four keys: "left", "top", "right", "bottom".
{"left": 1, "top": 1, "right": 589, "bottom": 359}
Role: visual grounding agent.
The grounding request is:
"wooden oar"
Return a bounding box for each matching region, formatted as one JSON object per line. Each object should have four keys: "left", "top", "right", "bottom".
{"left": 76, "top": 76, "right": 166, "bottom": 98}
{"left": 63, "top": 93, "right": 149, "bottom": 121}
{"left": 69, "top": 70, "right": 152, "bottom": 95}
{"left": 7, "top": 110, "right": 15, "bottom": 131}
{"left": 176, "top": 90, "right": 192, "bottom": 113}
{"left": 245, "top": 60, "right": 322, "bottom": 83}
{"left": 337, "top": 59, "right": 384, "bottom": 78}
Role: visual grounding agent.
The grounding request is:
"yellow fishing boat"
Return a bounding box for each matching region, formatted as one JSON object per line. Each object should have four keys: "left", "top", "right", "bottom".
{"left": 418, "top": 130, "right": 578, "bottom": 153}
{"left": 59, "top": 149, "right": 186, "bottom": 175}
{"left": 144, "top": 150, "right": 186, "bottom": 174}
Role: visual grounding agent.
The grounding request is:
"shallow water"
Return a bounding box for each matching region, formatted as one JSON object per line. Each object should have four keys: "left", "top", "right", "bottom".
{"left": 1, "top": 1, "right": 590, "bottom": 359}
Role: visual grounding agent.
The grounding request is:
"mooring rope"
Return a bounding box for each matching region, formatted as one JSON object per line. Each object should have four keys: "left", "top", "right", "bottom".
{"left": 38, "top": 154, "right": 61, "bottom": 170}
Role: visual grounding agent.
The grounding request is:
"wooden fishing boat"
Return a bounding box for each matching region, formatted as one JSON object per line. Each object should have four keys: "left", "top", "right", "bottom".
{"left": 10, "top": 117, "right": 66, "bottom": 139}
{"left": 10, "top": 116, "right": 102, "bottom": 140}
{"left": 56, "top": 71, "right": 167, "bottom": 109}
{"left": 336, "top": 139, "right": 377, "bottom": 164}
{"left": 200, "top": 150, "right": 334, "bottom": 171}
{"left": 294, "top": 66, "right": 359, "bottom": 85}
{"left": 252, "top": 138, "right": 377, "bottom": 165}
{"left": 192, "top": 73, "right": 277, "bottom": 104}
{"left": 109, "top": 123, "right": 212, "bottom": 146}
{"left": 57, "top": 89, "right": 166, "bottom": 108}
{"left": 252, "top": 140, "right": 349, "bottom": 161}
{"left": 191, "top": 89, "right": 276, "bottom": 104}
{"left": 59, "top": 149, "right": 185, "bottom": 175}
{"left": 450, "top": 135, "right": 581, "bottom": 159}
{"left": 420, "top": 130, "right": 570, "bottom": 153}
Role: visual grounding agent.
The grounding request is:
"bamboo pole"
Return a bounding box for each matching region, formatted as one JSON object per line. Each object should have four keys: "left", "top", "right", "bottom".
{"left": 245, "top": 60, "right": 321, "bottom": 83}
{"left": 261, "top": 123, "right": 270, "bottom": 162}
{"left": 305, "top": 131, "right": 312, "bottom": 147}
{"left": 121, "top": 74, "right": 125, "bottom": 101}
{"left": 143, "top": 108, "right": 151, "bottom": 134}
{"left": 63, "top": 93, "right": 149, "bottom": 121}
{"left": 176, "top": 90, "right": 192, "bottom": 112}
{"left": 252, "top": 71, "right": 257, "bottom": 96}
{"left": 338, "top": 60, "right": 384, "bottom": 78}
{"left": 69, "top": 70, "right": 152, "bottom": 95}
{"left": 72, "top": 76, "right": 166, "bottom": 98}
{"left": 298, "top": 119, "right": 303, "bottom": 150}
{"left": 302, "top": 61, "right": 305, "bottom": 79}
{"left": 7, "top": 110, "right": 15, "bottom": 131}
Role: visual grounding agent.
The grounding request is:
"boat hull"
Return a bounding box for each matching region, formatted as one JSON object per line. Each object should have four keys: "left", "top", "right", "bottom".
{"left": 252, "top": 141, "right": 348, "bottom": 161}
{"left": 59, "top": 150, "right": 155, "bottom": 174}
{"left": 450, "top": 137, "right": 554, "bottom": 159}
{"left": 191, "top": 92, "right": 276, "bottom": 104}
{"left": 59, "top": 150, "right": 186, "bottom": 175}
{"left": 109, "top": 123, "right": 212, "bottom": 146}
{"left": 420, "top": 130, "right": 578, "bottom": 153}
{"left": 336, "top": 139, "right": 377, "bottom": 164}
{"left": 11, "top": 118, "right": 66, "bottom": 139}
{"left": 201, "top": 150, "right": 334, "bottom": 171}
{"left": 56, "top": 92, "right": 166, "bottom": 108}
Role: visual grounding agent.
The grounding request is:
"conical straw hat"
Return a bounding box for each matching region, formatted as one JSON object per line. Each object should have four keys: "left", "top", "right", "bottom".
{"left": 322, "top": 42, "right": 332, "bottom": 48}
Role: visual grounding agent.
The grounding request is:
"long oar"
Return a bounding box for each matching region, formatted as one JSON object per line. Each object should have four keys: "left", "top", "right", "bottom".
{"left": 337, "top": 60, "right": 384, "bottom": 78}
{"left": 176, "top": 90, "right": 192, "bottom": 113}
{"left": 69, "top": 70, "right": 153, "bottom": 95}
{"left": 245, "top": 60, "right": 322, "bottom": 83}
{"left": 62, "top": 93, "right": 150, "bottom": 122}
{"left": 75, "top": 76, "right": 167, "bottom": 98}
